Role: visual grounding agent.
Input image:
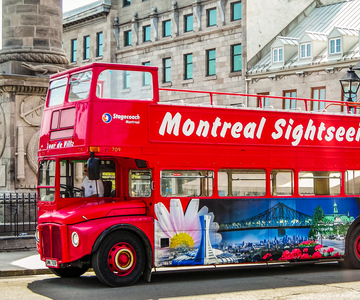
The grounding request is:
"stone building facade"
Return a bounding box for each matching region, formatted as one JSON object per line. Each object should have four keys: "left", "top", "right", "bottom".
{"left": 62, "top": 0, "right": 343, "bottom": 105}
{"left": 63, "top": 0, "right": 246, "bottom": 104}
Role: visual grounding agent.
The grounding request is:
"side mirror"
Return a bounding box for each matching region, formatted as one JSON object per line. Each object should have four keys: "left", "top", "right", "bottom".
{"left": 87, "top": 153, "right": 100, "bottom": 180}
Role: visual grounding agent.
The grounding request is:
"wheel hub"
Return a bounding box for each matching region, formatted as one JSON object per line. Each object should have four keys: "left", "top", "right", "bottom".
{"left": 356, "top": 236, "right": 360, "bottom": 258}
{"left": 108, "top": 242, "right": 136, "bottom": 276}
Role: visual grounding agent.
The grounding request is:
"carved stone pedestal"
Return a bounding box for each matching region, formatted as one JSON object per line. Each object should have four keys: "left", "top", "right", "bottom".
{"left": 0, "top": 75, "right": 49, "bottom": 191}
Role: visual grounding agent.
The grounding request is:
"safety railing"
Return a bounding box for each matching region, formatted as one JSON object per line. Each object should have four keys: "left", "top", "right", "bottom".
{"left": 0, "top": 193, "right": 37, "bottom": 236}
{"left": 159, "top": 88, "right": 360, "bottom": 114}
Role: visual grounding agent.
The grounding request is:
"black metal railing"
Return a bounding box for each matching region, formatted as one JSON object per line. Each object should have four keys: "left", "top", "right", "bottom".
{"left": 0, "top": 193, "right": 37, "bottom": 236}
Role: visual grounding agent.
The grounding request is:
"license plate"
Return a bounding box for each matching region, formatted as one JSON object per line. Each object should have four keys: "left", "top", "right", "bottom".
{"left": 45, "top": 259, "right": 58, "bottom": 268}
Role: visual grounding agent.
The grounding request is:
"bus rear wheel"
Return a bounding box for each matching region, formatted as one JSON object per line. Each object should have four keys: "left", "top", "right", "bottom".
{"left": 50, "top": 266, "right": 89, "bottom": 278}
{"left": 346, "top": 226, "right": 360, "bottom": 268}
{"left": 92, "top": 231, "right": 145, "bottom": 287}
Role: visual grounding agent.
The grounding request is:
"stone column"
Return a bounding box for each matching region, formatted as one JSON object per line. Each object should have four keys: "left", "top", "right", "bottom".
{"left": 0, "top": 0, "right": 68, "bottom": 74}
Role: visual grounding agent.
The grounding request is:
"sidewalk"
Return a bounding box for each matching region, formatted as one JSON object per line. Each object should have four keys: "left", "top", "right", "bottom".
{"left": 0, "top": 250, "right": 51, "bottom": 277}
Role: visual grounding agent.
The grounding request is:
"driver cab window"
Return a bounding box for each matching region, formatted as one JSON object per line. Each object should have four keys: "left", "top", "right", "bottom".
{"left": 129, "top": 170, "right": 152, "bottom": 197}
{"left": 60, "top": 159, "right": 116, "bottom": 198}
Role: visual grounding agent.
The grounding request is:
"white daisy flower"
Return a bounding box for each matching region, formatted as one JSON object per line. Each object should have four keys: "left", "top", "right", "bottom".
{"left": 154, "top": 198, "right": 222, "bottom": 251}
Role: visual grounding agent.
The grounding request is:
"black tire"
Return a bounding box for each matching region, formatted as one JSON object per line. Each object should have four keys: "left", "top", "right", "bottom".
{"left": 345, "top": 226, "right": 360, "bottom": 268}
{"left": 50, "top": 266, "right": 89, "bottom": 278}
{"left": 92, "top": 231, "right": 145, "bottom": 287}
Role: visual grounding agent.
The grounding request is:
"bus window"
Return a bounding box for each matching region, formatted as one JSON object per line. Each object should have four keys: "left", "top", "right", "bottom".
{"left": 161, "top": 170, "right": 214, "bottom": 197}
{"left": 59, "top": 159, "right": 116, "bottom": 198}
{"left": 299, "top": 171, "right": 341, "bottom": 195}
{"left": 219, "top": 169, "right": 266, "bottom": 197}
{"left": 271, "top": 170, "right": 294, "bottom": 196}
{"left": 60, "top": 160, "right": 84, "bottom": 198}
{"left": 231, "top": 170, "right": 266, "bottom": 197}
{"left": 345, "top": 170, "right": 360, "bottom": 195}
{"left": 48, "top": 78, "right": 67, "bottom": 107}
{"left": 69, "top": 71, "right": 92, "bottom": 101}
{"left": 99, "top": 160, "right": 116, "bottom": 197}
{"left": 38, "top": 160, "right": 56, "bottom": 202}
{"left": 97, "top": 69, "right": 154, "bottom": 100}
{"left": 218, "top": 171, "right": 229, "bottom": 196}
{"left": 129, "top": 170, "right": 152, "bottom": 197}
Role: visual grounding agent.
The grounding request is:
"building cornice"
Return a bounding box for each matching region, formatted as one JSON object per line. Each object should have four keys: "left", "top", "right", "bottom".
{"left": 0, "top": 75, "right": 49, "bottom": 95}
{"left": 63, "top": 1, "right": 111, "bottom": 28}
{"left": 246, "top": 60, "right": 359, "bottom": 81}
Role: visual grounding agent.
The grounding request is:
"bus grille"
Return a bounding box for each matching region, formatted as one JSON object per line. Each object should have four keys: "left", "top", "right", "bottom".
{"left": 41, "top": 225, "right": 62, "bottom": 260}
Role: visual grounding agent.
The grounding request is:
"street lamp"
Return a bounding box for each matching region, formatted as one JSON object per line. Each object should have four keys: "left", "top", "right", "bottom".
{"left": 339, "top": 66, "right": 360, "bottom": 113}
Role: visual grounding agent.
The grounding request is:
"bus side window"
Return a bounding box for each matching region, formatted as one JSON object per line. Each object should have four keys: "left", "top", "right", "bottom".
{"left": 160, "top": 170, "right": 213, "bottom": 197}
{"left": 271, "top": 170, "right": 294, "bottom": 196}
{"left": 299, "top": 171, "right": 341, "bottom": 196}
{"left": 345, "top": 170, "right": 360, "bottom": 195}
{"left": 218, "top": 169, "right": 266, "bottom": 197}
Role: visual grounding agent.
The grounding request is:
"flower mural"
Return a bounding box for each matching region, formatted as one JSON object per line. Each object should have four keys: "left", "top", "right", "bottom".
{"left": 275, "top": 244, "right": 340, "bottom": 261}
{"left": 154, "top": 199, "right": 238, "bottom": 266}
{"left": 154, "top": 199, "right": 222, "bottom": 251}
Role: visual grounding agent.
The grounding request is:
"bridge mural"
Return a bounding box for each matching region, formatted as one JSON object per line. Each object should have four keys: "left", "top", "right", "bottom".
{"left": 154, "top": 198, "right": 359, "bottom": 267}
{"left": 219, "top": 202, "right": 312, "bottom": 232}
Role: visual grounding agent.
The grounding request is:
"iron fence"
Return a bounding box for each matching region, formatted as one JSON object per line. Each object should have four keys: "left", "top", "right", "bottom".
{"left": 0, "top": 193, "right": 37, "bottom": 236}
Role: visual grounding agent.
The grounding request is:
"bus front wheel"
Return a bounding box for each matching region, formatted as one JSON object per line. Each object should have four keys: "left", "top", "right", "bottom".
{"left": 346, "top": 226, "right": 360, "bottom": 268}
{"left": 92, "top": 231, "right": 145, "bottom": 287}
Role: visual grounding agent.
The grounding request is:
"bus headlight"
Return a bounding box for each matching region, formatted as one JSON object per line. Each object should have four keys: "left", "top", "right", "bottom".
{"left": 71, "top": 231, "right": 80, "bottom": 247}
{"left": 35, "top": 228, "right": 39, "bottom": 243}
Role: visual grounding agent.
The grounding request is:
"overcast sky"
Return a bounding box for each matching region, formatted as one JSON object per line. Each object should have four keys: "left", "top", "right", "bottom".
{"left": 63, "top": 0, "right": 98, "bottom": 12}
{"left": 0, "top": 0, "right": 98, "bottom": 49}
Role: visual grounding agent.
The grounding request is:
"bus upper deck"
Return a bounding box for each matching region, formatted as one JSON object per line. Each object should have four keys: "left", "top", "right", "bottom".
{"left": 40, "top": 62, "right": 360, "bottom": 159}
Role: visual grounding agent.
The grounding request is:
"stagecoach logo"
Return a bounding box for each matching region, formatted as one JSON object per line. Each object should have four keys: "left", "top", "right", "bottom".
{"left": 102, "top": 113, "right": 112, "bottom": 123}
{"left": 102, "top": 113, "right": 141, "bottom": 124}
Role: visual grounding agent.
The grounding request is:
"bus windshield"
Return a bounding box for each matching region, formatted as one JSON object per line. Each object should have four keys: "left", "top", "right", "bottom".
{"left": 96, "top": 69, "right": 153, "bottom": 100}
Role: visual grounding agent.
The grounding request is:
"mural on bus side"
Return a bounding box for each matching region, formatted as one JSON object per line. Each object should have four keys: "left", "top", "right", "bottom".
{"left": 154, "top": 198, "right": 360, "bottom": 267}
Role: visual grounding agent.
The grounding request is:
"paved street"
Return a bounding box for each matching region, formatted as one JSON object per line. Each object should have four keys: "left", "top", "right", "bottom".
{"left": 1, "top": 262, "right": 360, "bottom": 300}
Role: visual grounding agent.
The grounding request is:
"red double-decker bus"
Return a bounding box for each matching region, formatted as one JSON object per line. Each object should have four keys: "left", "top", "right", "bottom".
{"left": 36, "top": 62, "right": 360, "bottom": 287}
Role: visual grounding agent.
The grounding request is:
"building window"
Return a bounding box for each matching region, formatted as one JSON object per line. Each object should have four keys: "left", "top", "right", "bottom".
{"left": 163, "top": 20, "right": 171, "bottom": 37}
{"left": 206, "top": 49, "right": 216, "bottom": 76}
{"left": 231, "top": 44, "right": 242, "bottom": 72}
{"left": 184, "top": 14, "right": 193, "bottom": 32}
{"left": 311, "top": 87, "right": 326, "bottom": 111}
{"left": 184, "top": 54, "right": 193, "bottom": 80}
{"left": 330, "top": 38, "right": 341, "bottom": 54}
{"left": 283, "top": 90, "right": 297, "bottom": 109}
{"left": 96, "top": 32, "right": 103, "bottom": 57}
{"left": 124, "top": 30, "right": 132, "bottom": 46}
{"left": 123, "top": 71, "right": 130, "bottom": 89}
{"left": 123, "top": 0, "right": 131, "bottom": 7}
{"left": 207, "top": 8, "right": 217, "bottom": 27}
{"left": 143, "top": 25, "right": 151, "bottom": 42}
{"left": 257, "top": 92, "right": 270, "bottom": 108}
{"left": 83, "top": 36, "right": 90, "bottom": 60}
{"left": 300, "top": 43, "right": 311, "bottom": 58}
{"left": 142, "top": 62, "right": 151, "bottom": 86}
{"left": 163, "top": 58, "right": 171, "bottom": 83}
{"left": 71, "top": 39, "right": 77, "bottom": 63}
{"left": 231, "top": 1, "right": 242, "bottom": 21}
{"left": 273, "top": 47, "right": 283, "bottom": 63}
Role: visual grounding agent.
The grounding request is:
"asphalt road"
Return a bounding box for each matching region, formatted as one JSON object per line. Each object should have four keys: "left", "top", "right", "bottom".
{"left": 1, "top": 262, "right": 360, "bottom": 300}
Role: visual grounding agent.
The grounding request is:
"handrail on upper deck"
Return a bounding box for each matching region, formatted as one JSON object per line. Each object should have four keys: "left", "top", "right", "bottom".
{"left": 159, "top": 88, "right": 360, "bottom": 113}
